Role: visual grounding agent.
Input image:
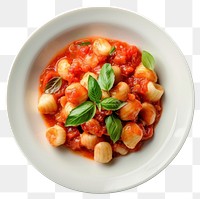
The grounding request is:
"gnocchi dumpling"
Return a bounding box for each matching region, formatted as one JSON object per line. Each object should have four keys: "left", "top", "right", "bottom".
{"left": 57, "top": 58, "right": 70, "bottom": 80}
{"left": 113, "top": 143, "right": 128, "bottom": 155}
{"left": 65, "top": 82, "right": 88, "bottom": 105}
{"left": 139, "top": 102, "right": 156, "bottom": 125}
{"left": 80, "top": 132, "right": 99, "bottom": 150}
{"left": 84, "top": 54, "right": 99, "bottom": 68}
{"left": 80, "top": 72, "right": 98, "bottom": 90}
{"left": 112, "top": 65, "right": 122, "bottom": 84}
{"left": 110, "top": 82, "right": 130, "bottom": 101}
{"left": 121, "top": 122, "right": 143, "bottom": 149}
{"left": 61, "top": 102, "right": 76, "bottom": 120}
{"left": 94, "top": 142, "right": 112, "bottom": 163}
{"left": 93, "top": 38, "right": 112, "bottom": 56}
{"left": 81, "top": 119, "right": 101, "bottom": 136}
{"left": 145, "top": 81, "right": 164, "bottom": 102}
{"left": 134, "top": 63, "right": 157, "bottom": 82}
{"left": 119, "top": 99, "right": 142, "bottom": 121}
{"left": 38, "top": 93, "right": 57, "bottom": 114}
{"left": 59, "top": 96, "right": 68, "bottom": 107}
{"left": 46, "top": 125, "right": 66, "bottom": 147}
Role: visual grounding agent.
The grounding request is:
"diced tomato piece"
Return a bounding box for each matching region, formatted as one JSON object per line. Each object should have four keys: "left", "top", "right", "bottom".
{"left": 81, "top": 119, "right": 102, "bottom": 137}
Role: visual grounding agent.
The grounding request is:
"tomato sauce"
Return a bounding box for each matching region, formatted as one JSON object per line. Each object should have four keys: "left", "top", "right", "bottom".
{"left": 38, "top": 37, "right": 163, "bottom": 162}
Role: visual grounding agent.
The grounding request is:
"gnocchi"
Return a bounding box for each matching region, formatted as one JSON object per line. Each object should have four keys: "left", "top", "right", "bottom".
{"left": 38, "top": 94, "right": 57, "bottom": 114}
{"left": 134, "top": 63, "right": 157, "bottom": 82}
{"left": 121, "top": 123, "right": 143, "bottom": 149}
{"left": 80, "top": 72, "right": 97, "bottom": 89}
{"left": 84, "top": 54, "right": 99, "bottom": 68}
{"left": 57, "top": 58, "right": 70, "bottom": 80}
{"left": 61, "top": 102, "right": 76, "bottom": 120}
{"left": 119, "top": 99, "right": 142, "bottom": 121}
{"left": 94, "top": 142, "right": 112, "bottom": 163}
{"left": 112, "top": 65, "right": 122, "bottom": 84}
{"left": 139, "top": 102, "right": 156, "bottom": 125}
{"left": 93, "top": 38, "right": 112, "bottom": 56}
{"left": 81, "top": 118, "right": 101, "bottom": 137}
{"left": 145, "top": 81, "right": 164, "bottom": 102}
{"left": 46, "top": 125, "right": 66, "bottom": 147}
{"left": 80, "top": 132, "right": 99, "bottom": 150}
{"left": 113, "top": 143, "right": 128, "bottom": 155}
{"left": 65, "top": 82, "right": 88, "bottom": 105}
{"left": 110, "top": 82, "right": 130, "bottom": 101}
{"left": 38, "top": 37, "right": 164, "bottom": 164}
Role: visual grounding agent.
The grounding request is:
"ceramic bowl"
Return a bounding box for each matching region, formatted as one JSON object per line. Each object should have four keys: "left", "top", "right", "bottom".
{"left": 7, "top": 7, "right": 194, "bottom": 193}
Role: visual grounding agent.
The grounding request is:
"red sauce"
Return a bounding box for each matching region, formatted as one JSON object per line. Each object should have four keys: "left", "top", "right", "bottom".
{"left": 38, "top": 37, "right": 163, "bottom": 161}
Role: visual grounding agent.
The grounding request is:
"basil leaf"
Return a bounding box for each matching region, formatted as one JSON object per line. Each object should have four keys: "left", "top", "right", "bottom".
{"left": 44, "top": 77, "right": 62, "bottom": 94}
{"left": 65, "top": 101, "right": 96, "bottom": 126}
{"left": 101, "top": 97, "right": 126, "bottom": 111}
{"left": 109, "top": 46, "right": 116, "bottom": 55}
{"left": 97, "top": 103, "right": 102, "bottom": 111}
{"left": 105, "top": 114, "right": 122, "bottom": 143}
{"left": 142, "top": 50, "right": 155, "bottom": 71}
{"left": 88, "top": 75, "right": 102, "bottom": 103}
{"left": 78, "top": 41, "right": 91, "bottom": 46}
{"left": 98, "top": 63, "right": 115, "bottom": 91}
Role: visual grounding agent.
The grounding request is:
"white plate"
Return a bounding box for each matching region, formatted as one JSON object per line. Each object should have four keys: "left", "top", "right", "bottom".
{"left": 7, "top": 7, "right": 194, "bottom": 193}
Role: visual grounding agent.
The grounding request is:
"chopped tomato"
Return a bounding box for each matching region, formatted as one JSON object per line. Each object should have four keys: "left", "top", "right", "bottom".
{"left": 39, "top": 37, "right": 163, "bottom": 161}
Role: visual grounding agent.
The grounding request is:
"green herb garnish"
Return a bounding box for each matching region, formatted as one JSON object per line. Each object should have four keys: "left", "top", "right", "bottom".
{"left": 98, "top": 63, "right": 115, "bottom": 91}
{"left": 142, "top": 50, "right": 155, "bottom": 71}
{"left": 65, "top": 63, "right": 124, "bottom": 133}
{"left": 65, "top": 101, "right": 96, "bottom": 126}
{"left": 101, "top": 98, "right": 126, "bottom": 111}
{"left": 105, "top": 114, "right": 123, "bottom": 143}
{"left": 88, "top": 75, "right": 102, "bottom": 104}
{"left": 109, "top": 46, "right": 116, "bottom": 55}
{"left": 78, "top": 41, "right": 91, "bottom": 46}
{"left": 44, "top": 77, "right": 62, "bottom": 94}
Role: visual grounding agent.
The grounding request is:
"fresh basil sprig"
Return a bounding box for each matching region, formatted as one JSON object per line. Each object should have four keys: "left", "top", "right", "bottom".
{"left": 65, "top": 101, "right": 96, "bottom": 126}
{"left": 78, "top": 41, "right": 91, "bottom": 46}
{"left": 88, "top": 75, "right": 102, "bottom": 103}
{"left": 101, "top": 98, "right": 126, "bottom": 111}
{"left": 109, "top": 46, "right": 116, "bottom": 55}
{"left": 142, "top": 50, "right": 155, "bottom": 71}
{"left": 45, "top": 77, "right": 62, "bottom": 94}
{"left": 105, "top": 114, "right": 123, "bottom": 143}
{"left": 65, "top": 63, "right": 125, "bottom": 127}
{"left": 98, "top": 63, "right": 115, "bottom": 91}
